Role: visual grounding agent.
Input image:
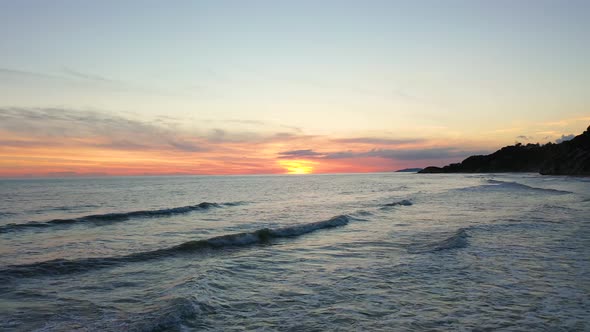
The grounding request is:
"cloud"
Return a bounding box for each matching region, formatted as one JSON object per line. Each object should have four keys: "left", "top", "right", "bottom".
{"left": 279, "top": 124, "right": 303, "bottom": 133}
{"left": 277, "top": 147, "right": 488, "bottom": 161}
{"left": 273, "top": 132, "right": 298, "bottom": 139}
{"left": 556, "top": 134, "right": 575, "bottom": 143}
{"left": 0, "top": 107, "right": 157, "bottom": 137}
{"left": 1, "top": 106, "right": 312, "bottom": 145}
{"left": 0, "top": 106, "right": 496, "bottom": 177}
{"left": 0, "top": 139, "right": 66, "bottom": 148}
{"left": 62, "top": 68, "right": 118, "bottom": 83}
{"left": 0, "top": 66, "right": 182, "bottom": 98}
{"left": 490, "top": 127, "right": 523, "bottom": 134}
{"left": 167, "top": 139, "right": 206, "bottom": 152}
{"left": 222, "top": 119, "right": 267, "bottom": 126}
{"left": 94, "top": 140, "right": 154, "bottom": 151}
{"left": 0, "top": 107, "right": 311, "bottom": 156}
{"left": 0, "top": 107, "right": 207, "bottom": 152}
{"left": 324, "top": 148, "right": 488, "bottom": 160}
{"left": 516, "top": 135, "right": 533, "bottom": 141}
{"left": 200, "top": 118, "right": 303, "bottom": 135}
{"left": 333, "top": 137, "right": 425, "bottom": 145}
{"left": 278, "top": 149, "right": 325, "bottom": 158}
{"left": 0, "top": 67, "right": 59, "bottom": 80}
{"left": 1, "top": 67, "right": 118, "bottom": 85}
{"left": 205, "top": 128, "right": 263, "bottom": 143}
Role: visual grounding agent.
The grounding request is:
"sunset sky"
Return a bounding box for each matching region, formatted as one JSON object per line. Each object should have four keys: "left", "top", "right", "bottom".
{"left": 1, "top": 1, "right": 589, "bottom": 177}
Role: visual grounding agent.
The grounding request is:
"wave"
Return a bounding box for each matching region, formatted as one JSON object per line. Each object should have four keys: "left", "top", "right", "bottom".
{"left": 0, "top": 215, "right": 350, "bottom": 278}
{"left": 456, "top": 180, "right": 573, "bottom": 195}
{"left": 127, "top": 297, "right": 212, "bottom": 332}
{"left": 219, "top": 201, "right": 248, "bottom": 207}
{"left": 0, "top": 211, "right": 16, "bottom": 217}
{"left": 380, "top": 199, "right": 413, "bottom": 210}
{"left": 485, "top": 179, "right": 506, "bottom": 184}
{"left": 541, "top": 203, "right": 575, "bottom": 211}
{"left": 408, "top": 228, "right": 469, "bottom": 253}
{"left": 384, "top": 199, "right": 412, "bottom": 206}
{"left": 28, "top": 204, "right": 102, "bottom": 214}
{"left": 351, "top": 210, "right": 374, "bottom": 217}
{"left": 0, "top": 202, "right": 239, "bottom": 233}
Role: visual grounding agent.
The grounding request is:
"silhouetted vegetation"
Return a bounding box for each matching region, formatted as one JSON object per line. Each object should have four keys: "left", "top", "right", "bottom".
{"left": 420, "top": 126, "right": 590, "bottom": 175}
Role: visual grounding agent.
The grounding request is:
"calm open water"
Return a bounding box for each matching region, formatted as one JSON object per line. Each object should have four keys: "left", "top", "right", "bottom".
{"left": 0, "top": 173, "right": 589, "bottom": 331}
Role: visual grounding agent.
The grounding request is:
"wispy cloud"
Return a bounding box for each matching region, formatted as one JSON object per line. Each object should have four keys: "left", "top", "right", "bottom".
{"left": 332, "top": 137, "right": 425, "bottom": 145}
{"left": 0, "top": 107, "right": 315, "bottom": 150}
{"left": 62, "top": 68, "right": 119, "bottom": 83}
{"left": 555, "top": 134, "right": 575, "bottom": 143}
{"left": 200, "top": 118, "right": 303, "bottom": 134}
{"left": 489, "top": 127, "right": 523, "bottom": 134}
{"left": 278, "top": 149, "right": 325, "bottom": 159}
{"left": 221, "top": 119, "right": 267, "bottom": 126}
{"left": 2, "top": 67, "right": 119, "bottom": 85}
{"left": 0, "top": 107, "right": 492, "bottom": 177}
{"left": 0, "top": 107, "right": 206, "bottom": 152}
{"left": 324, "top": 147, "right": 488, "bottom": 161}
{"left": 0, "top": 139, "right": 66, "bottom": 148}
{"left": 0, "top": 66, "right": 183, "bottom": 98}
{"left": 205, "top": 128, "right": 267, "bottom": 144}
{"left": 0, "top": 67, "right": 60, "bottom": 80}
{"left": 277, "top": 147, "right": 488, "bottom": 161}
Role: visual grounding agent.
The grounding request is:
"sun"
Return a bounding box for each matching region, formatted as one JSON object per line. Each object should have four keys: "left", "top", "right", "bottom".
{"left": 277, "top": 160, "right": 315, "bottom": 174}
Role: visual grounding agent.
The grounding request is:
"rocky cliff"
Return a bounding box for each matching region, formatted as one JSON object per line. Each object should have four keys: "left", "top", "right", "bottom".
{"left": 419, "top": 126, "right": 590, "bottom": 175}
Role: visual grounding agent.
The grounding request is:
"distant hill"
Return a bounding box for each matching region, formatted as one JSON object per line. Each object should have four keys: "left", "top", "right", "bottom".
{"left": 395, "top": 168, "right": 423, "bottom": 173}
{"left": 419, "top": 125, "right": 590, "bottom": 176}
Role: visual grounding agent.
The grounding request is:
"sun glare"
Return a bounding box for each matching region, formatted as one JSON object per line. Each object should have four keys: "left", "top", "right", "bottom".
{"left": 277, "top": 160, "right": 315, "bottom": 174}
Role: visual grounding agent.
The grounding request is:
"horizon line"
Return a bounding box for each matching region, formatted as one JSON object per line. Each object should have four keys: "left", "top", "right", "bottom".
{"left": 0, "top": 170, "right": 420, "bottom": 180}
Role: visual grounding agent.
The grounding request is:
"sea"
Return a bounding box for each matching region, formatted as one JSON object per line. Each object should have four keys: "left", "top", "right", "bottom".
{"left": 0, "top": 173, "right": 588, "bottom": 331}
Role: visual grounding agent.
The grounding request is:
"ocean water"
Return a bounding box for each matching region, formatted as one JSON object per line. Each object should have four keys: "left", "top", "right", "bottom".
{"left": 0, "top": 173, "right": 589, "bottom": 331}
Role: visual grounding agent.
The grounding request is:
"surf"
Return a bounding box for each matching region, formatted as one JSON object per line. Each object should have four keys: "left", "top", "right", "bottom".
{"left": 0, "top": 215, "right": 351, "bottom": 279}
{"left": 407, "top": 228, "right": 469, "bottom": 253}
{"left": 0, "top": 202, "right": 243, "bottom": 233}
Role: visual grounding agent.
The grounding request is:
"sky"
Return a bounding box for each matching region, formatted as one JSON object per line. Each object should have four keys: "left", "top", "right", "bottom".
{"left": 0, "top": 0, "right": 589, "bottom": 177}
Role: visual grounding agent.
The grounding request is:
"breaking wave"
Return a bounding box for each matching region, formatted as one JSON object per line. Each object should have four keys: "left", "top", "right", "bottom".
{"left": 0, "top": 202, "right": 241, "bottom": 233}
{"left": 0, "top": 215, "right": 350, "bottom": 278}
{"left": 408, "top": 228, "right": 469, "bottom": 253}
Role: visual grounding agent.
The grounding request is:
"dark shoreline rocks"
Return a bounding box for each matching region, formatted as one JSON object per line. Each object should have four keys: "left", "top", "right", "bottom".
{"left": 419, "top": 125, "right": 590, "bottom": 176}
{"left": 395, "top": 168, "right": 423, "bottom": 173}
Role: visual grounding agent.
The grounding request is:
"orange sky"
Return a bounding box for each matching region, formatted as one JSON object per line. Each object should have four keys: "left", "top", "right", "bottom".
{"left": 0, "top": 132, "right": 459, "bottom": 177}
{"left": 1, "top": 108, "right": 587, "bottom": 178}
